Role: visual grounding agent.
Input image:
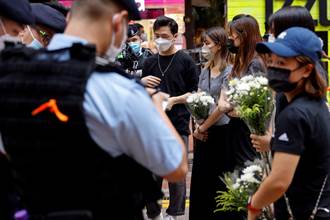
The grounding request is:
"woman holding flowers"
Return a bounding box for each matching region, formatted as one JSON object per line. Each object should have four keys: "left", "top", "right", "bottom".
{"left": 222, "top": 15, "right": 266, "bottom": 166}
{"left": 222, "top": 15, "right": 266, "bottom": 167}
{"left": 191, "top": 16, "right": 266, "bottom": 219}
{"left": 248, "top": 27, "right": 330, "bottom": 220}
{"left": 251, "top": 6, "right": 329, "bottom": 153}
{"left": 189, "top": 27, "right": 234, "bottom": 220}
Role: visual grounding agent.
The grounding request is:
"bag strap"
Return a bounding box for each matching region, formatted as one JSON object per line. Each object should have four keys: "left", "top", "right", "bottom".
{"left": 309, "top": 175, "right": 328, "bottom": 220}
{"left": 284, "top": 175, "right": 328, "bottom": 220}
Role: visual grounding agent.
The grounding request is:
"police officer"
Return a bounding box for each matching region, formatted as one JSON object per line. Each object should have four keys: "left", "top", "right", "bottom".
{"left": 117, "top": 24, "right": 153, "bottom": 77}
{"left": 0, "top": 0, "right": 187, "bottom": 220}
{"left": 20, "top": 3, "right": 66, "bottom": 48}
{"left": 248, "top": 27, "right": 330, "bottom": 220}
{"left": 0, "top": 0, "right": 35, "bottom": 51}
{"left": 0, "top": 1, "right": 34, "bottom": 218}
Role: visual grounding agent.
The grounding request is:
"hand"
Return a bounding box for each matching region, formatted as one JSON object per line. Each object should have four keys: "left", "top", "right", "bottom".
{"left": 146, "top": 88, "right": 169, "bottom": 106}
{"left": 247, "top": 210, "right": 261, "bottom": 220}
{"left": 193, "top": 125, "right": 208, "bottom": 142}
{"left": 227, "top": 109, "right": 239, "bottom": 117}
{"left": 218, "top": 98, "right": 233, "bottom": 113}
{"left": 250, "top": 132, "right": 271, "bottom": 152}
{"left": 141, "top": 76, "right": 161, "bottom": 88}
{"left": 165, "top": 97, "right": 176, "bottom": 111}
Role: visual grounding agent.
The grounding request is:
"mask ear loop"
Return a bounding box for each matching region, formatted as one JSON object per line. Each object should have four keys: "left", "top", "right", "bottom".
{"left": 27, "top": 25, "right": 37, "bottom": 41}
{"left": 0, "top": 19, "right": 8, "bottom": 35}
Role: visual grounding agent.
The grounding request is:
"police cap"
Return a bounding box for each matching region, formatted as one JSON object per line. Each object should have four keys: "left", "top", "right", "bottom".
{"left": 128, "top": 24, "right": 140, "bottom": 38}
{"left": 31, "top": 3, "right": 66, "bottom": 33}
{"left": 0, "top": 0, "right": 35, "bottom": 25}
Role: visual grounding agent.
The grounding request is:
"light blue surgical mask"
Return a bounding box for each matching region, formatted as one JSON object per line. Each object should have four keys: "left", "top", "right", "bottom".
{"left": 129, "top": 42, "right": 141, "bottom": 54}
{"left": 28, "top": 39, "right": 43, "bottom": 49}
{"left": 26, "top": 26, "right": 43, "bottom": 49}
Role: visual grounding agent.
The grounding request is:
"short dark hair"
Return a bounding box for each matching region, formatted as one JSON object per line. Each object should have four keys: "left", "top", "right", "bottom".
{"left": 269, "top": 6, "right": 315, "bottom": 37}
{"left": 71, "top": 0, "right": 115, "bottom": 20}
{"left": 153, "top": 16, "right": 178, "bottom": 35}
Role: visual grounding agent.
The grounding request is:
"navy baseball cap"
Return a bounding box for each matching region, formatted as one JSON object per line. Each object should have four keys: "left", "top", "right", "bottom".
{"left": 120, "top": 0, "right": 141, "bottom": 20}
{"left": 256, "top": 27, "right": 322, "bottom": 63}
{"left": 128, "top": 24, "right": 140, "bottom": 38}
{"left": 0, "top": 0, "right": 35, "bottom": 25}
{"left": 31, "top": 3, "right": 66, "bottom": 33}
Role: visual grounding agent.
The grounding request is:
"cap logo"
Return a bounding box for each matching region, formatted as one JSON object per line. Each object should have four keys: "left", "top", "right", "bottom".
{"left": 278, "top": 32, "right": 287, "bottom": 39}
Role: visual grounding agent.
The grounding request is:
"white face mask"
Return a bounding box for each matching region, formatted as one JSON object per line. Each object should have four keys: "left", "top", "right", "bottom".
{"left": 155, "top": 38, "right": 173, "bottom": 52}
{"left": 0, "top": 19, "right": 21, "bottom": 51}
{"left": 105, "top": 21, "right": 127, "bottom": 62}
{"left": 201, "top": 45, "right": 213, "bottom": 60}
{"left": 268, "top": 34, "right": 275, "bottom": 43}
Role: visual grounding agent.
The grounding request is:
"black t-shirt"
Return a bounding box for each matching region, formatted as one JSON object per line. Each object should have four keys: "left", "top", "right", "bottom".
{"left": 272, "top": 93, "right": 330, "bottom": 218}
{"left": 142, "top": 50, "right": 198, "bottom": 135}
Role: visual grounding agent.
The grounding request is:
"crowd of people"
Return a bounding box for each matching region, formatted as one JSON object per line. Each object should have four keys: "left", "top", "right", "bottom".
{"left": 0, "top": 0, "right": 329, "bottom": 220}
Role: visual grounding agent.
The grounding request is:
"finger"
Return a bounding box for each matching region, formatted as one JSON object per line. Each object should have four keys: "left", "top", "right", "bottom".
{"left": 147, "top": 81, "right": 159, "bottom": 87}
{"left": 146, "top": 81, "right": 159, "bottom": 87}
{"left": 148, "top": 77, "right": 161, "bottom": 84}
{"left": 149, "top": 81, "right": 160, "bottom": 87}
{"left": 150, "top": 76, "right": 161, "bottom": 81}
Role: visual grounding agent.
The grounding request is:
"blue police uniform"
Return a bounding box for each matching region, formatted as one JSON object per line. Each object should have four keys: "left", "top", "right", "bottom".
{"left": 47, "top": 34, "right": 183, "bottom": 176}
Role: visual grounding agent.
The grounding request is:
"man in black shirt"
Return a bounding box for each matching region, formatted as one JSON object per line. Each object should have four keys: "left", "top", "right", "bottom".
{"left": 142, "top": 16, "right": 198, "bottom": 220}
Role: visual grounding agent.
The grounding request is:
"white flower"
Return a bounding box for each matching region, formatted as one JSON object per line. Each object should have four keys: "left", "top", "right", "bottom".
{"left": 241, "top": 75, "right": 253, "bottom": 82}
{"left": 237, "top": 83, "right": 250, "bottom": 92}
{"left": 257, "top": 77, "right": 268, "bottom": 85}
{"left": 243, "top": 165, "right": 262, "bottom": 174}
{"left": 232, "top": 183, "right": 240, "bottom": 190}
{"left": 187, "top": 95, "right": 194, "bottom": 103}
{"left": 240, "top": 172, "right": 260, "bottom": 184}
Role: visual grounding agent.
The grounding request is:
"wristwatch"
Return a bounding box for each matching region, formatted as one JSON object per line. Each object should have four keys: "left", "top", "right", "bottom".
{"left": 247, "top": 196, "right": 261, "bottom": 213}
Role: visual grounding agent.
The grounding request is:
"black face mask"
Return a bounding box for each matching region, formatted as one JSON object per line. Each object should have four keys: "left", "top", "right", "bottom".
{"left": 267, "top": 66, "right": 299, "bottom": 92}
{"left": 226, "top": 39, "right": 239, "bottom": 54}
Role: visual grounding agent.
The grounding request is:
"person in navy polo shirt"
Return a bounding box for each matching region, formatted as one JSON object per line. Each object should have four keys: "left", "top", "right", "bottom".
{"left": 248, "top": 27, "right": 330, "bottom": 220}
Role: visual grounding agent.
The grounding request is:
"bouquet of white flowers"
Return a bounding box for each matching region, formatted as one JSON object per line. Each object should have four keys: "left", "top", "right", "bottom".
{"left": 215, "top": 160, "right": 274, "bottom": 219}
{"left": 186, "top": 92, "right": 215, "bottom": 124}
{"left": 226, "top": 74, "right": 274, "bottom": 135}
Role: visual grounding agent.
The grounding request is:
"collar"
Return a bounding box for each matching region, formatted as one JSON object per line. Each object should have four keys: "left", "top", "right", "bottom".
{"left": 47, "top": 34, "right": 89, "bottom": 51}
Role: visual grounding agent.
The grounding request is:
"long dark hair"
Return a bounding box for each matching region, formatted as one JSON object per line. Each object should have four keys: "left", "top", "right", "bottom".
{"left": 228, "top": 16, "right": 263, "bottom": 78}
{"left": 269, "top": 6, "right": 315, "bottom": 37}
{"left": 203, "top": 27, "right": 229, "bottom": 72}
